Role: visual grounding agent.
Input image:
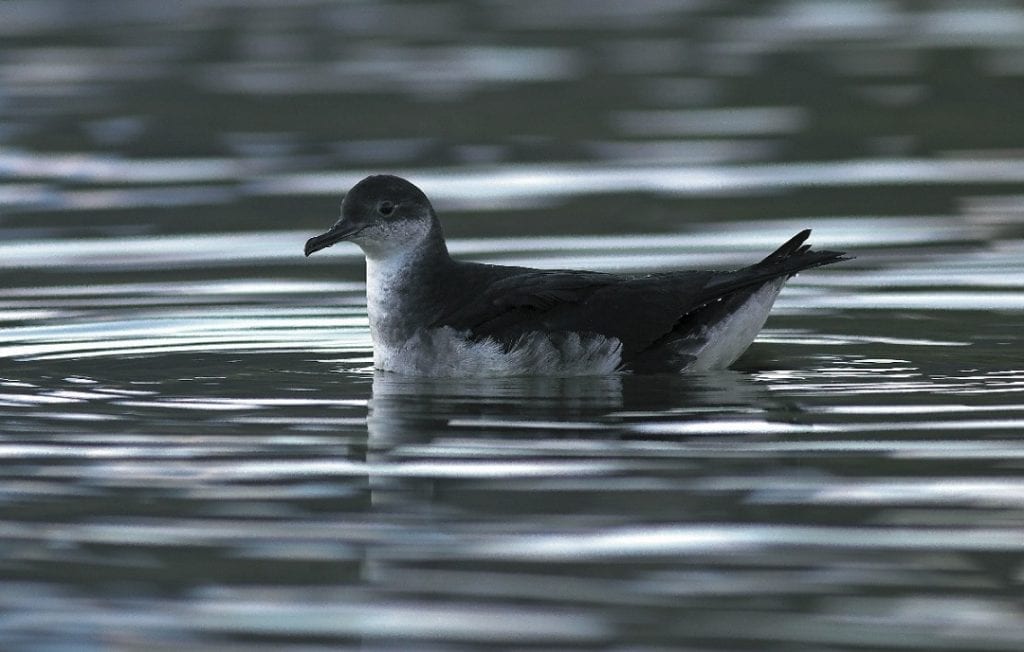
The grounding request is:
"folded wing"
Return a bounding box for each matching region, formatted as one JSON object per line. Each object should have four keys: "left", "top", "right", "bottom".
{"left": 435, "top": 230, "right": 849, "bottom": 360}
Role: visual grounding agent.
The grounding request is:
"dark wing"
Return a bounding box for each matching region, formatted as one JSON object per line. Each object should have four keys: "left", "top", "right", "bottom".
{"left": 436, "top": 269, "right": 612, "bottom": 334}
{"left": 435, "top": 266, "right": 717, "bottom": 356}
{"left": 435, "top": 230, "right": 849, "bottom": 358}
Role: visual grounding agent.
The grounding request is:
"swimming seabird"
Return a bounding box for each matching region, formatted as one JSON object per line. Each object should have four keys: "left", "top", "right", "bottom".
{"left": 305, "top": 174, "right": 849, "bottom": 376}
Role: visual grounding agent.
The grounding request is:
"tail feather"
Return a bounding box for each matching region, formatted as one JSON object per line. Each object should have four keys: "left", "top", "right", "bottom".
{"left": 698, "top": 229, "right": 850, "bottom": 305}
{"left": 760, "top": 228, "right": 812, "bottom": 264}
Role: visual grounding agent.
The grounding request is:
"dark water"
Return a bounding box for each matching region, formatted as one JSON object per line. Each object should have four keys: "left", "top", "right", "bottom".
{"left": 2, "top": 1, "right": 1024, "bottom": 649}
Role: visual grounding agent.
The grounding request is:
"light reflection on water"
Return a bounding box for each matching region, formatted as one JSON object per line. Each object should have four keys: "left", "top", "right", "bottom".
{"left": 246, "top": 158, "right": 1024, "bottom": 200}
{"left": 2, "top": 0, "right": 1024, "bottom": 650}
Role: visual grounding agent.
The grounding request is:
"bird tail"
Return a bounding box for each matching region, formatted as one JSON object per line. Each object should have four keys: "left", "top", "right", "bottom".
{"left": 698, "top": 229, "right": 850, "bottom": 302}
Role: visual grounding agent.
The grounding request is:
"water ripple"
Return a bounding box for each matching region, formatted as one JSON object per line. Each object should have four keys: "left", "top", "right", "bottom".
{"left": 3, "top": 2, "right": 1024, "bottom": 650}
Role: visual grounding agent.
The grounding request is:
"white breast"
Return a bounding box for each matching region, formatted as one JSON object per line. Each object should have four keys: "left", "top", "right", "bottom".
{"left": 364, "top": 251, "right": 412, "bottom": 342}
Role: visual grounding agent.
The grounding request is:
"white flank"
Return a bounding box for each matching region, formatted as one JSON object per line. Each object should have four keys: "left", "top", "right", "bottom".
{"left": 681, "top": 278, "right": 786, "bottom": 371}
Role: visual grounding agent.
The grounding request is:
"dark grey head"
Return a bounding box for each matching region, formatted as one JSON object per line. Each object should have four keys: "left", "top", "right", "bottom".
{"left": 304, "top": 175, "right": 439, "bottom": 258}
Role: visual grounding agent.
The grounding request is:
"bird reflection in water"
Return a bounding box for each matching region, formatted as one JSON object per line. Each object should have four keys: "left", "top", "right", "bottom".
{"left": 360, "top": 368, "right": 777, "bottom": 506}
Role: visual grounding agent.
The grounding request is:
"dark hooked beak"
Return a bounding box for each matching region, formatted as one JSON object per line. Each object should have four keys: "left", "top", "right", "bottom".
{"left": 304, "top": 223, "right": 364, "bottom": 257}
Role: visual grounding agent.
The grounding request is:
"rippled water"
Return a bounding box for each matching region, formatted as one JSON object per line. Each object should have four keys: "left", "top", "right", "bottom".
{"left": 2, "top": 1, "right": 1024, "bottom": 650}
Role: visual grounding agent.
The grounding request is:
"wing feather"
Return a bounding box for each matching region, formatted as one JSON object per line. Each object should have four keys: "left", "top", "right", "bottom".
{"left": 431, "top": 230, "right": 849, "bottom": 363}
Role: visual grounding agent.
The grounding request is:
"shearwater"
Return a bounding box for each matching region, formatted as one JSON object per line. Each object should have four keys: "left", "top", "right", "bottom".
{"left": 305, "top": 174, "right": 849, "bottom": 376}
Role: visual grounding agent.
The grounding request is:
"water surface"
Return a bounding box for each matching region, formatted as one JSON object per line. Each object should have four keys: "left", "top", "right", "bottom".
{"left": 2, "top": 1, "right": 1024, "bottom": 650}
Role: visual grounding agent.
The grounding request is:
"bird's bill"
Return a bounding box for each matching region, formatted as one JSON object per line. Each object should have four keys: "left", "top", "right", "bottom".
{"left": 304, "top": 223, "right": 363, "bottom": 256}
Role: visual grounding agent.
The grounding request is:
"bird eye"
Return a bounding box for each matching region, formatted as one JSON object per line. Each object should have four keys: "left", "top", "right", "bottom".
{"left": 377, "top": 201, "right": 395, "bottom": 216}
